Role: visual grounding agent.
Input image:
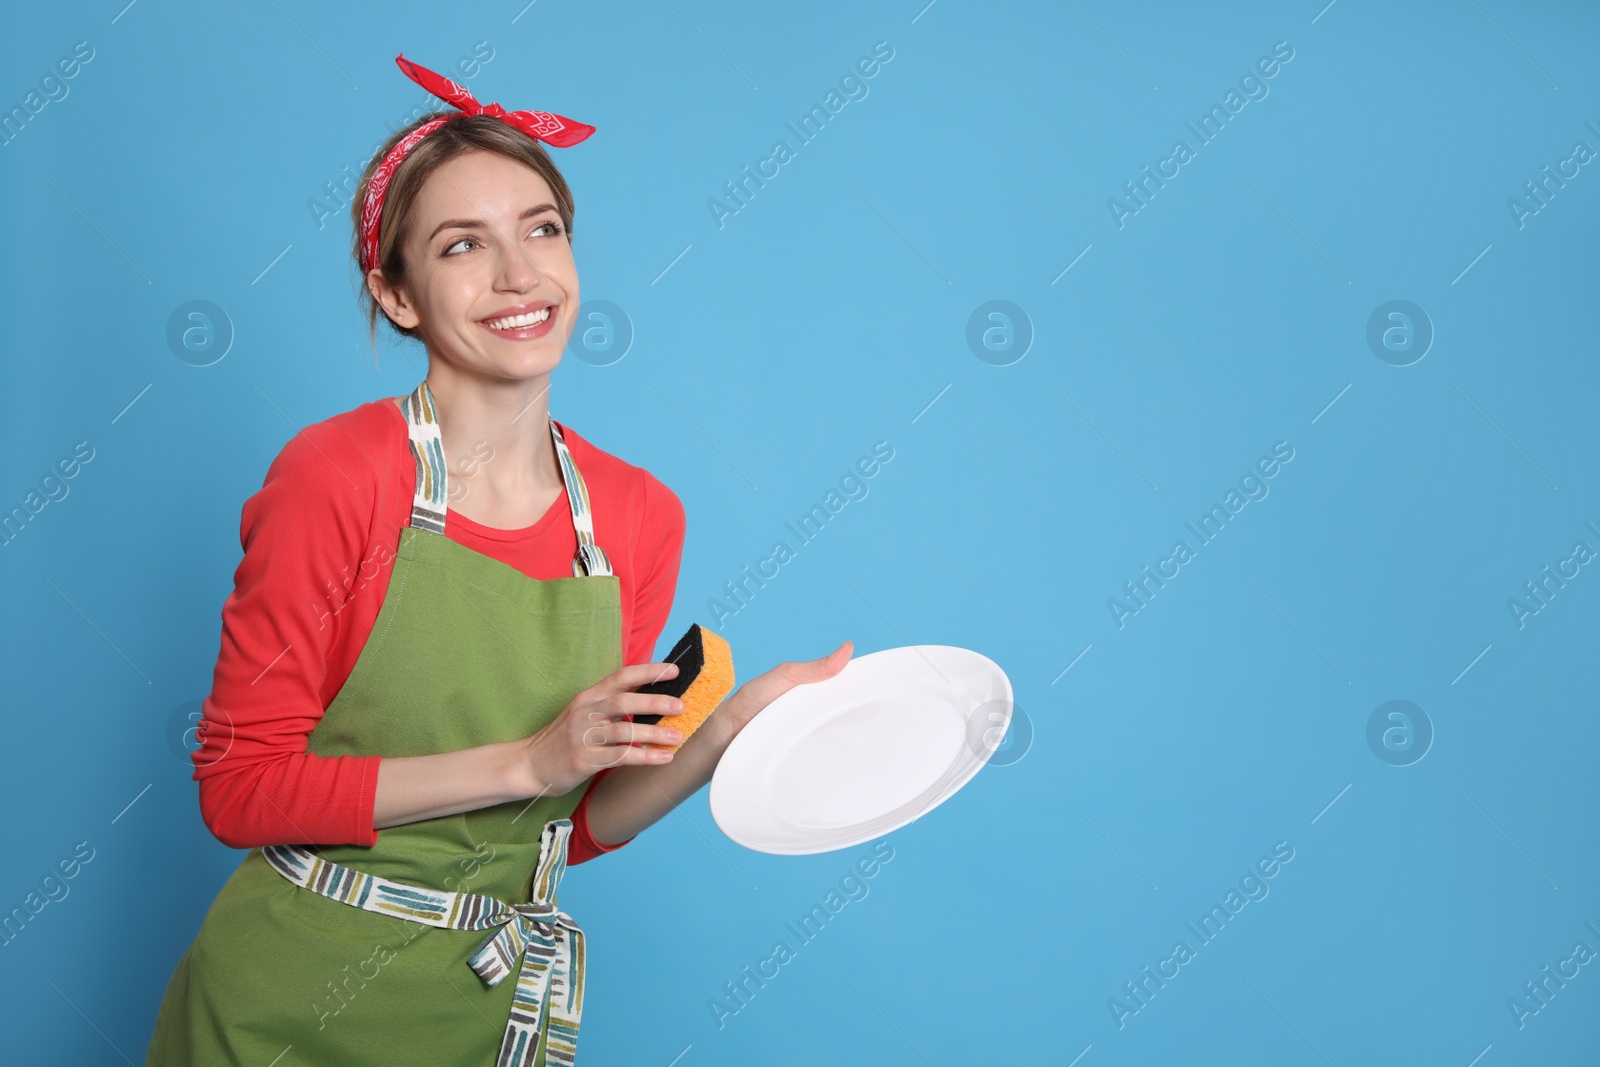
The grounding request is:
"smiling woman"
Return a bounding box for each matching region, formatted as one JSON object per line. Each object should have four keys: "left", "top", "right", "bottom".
{"left": 146, "top": 52, "right": 849, "bottom": 1067}
{"left": 363, "top": 150, "right": 577, "bottom": 389}
{"left": 352, "top": 112, "right": 582, "bottom": 353}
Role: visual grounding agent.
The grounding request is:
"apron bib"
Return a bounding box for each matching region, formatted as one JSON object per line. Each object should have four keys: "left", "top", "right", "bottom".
{"left": 147, "top": 381, "right": 623, "bottom": 1067}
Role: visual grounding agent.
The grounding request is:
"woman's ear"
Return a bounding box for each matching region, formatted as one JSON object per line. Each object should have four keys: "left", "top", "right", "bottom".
{"left": 367, "top": 268, "right": 421, "bottom": 331}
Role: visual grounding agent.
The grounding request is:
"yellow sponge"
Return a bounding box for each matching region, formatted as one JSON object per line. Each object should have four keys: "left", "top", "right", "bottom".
{"left": 632, "top": 623, "right": 735, "bottom": 751}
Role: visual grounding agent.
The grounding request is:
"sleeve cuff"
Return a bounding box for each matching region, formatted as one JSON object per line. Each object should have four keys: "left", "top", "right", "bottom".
{"left": 353, "top": 755, "right": 381, "bottom": 847}
{"left": 567, "top": 767, "right": 636, "bottom": 864}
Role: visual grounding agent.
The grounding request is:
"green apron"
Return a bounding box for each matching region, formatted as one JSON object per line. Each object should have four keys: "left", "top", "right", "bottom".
{"left": 147, "top": 379, "right": 623, "bottom": 1066}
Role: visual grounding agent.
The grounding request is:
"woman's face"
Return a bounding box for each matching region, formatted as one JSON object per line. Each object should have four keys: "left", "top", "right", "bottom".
{"left": 374, "top": 148, "right": 578, "bottom": 379}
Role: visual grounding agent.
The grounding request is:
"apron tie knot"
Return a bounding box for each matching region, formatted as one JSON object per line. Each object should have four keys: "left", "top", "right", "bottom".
{"left": 465, "top": 899, "right": 582, "bottom": 989}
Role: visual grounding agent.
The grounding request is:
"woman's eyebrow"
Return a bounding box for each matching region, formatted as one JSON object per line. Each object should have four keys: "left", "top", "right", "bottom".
{"left": 428, "top": 204, "right": 559, "bottom": 241}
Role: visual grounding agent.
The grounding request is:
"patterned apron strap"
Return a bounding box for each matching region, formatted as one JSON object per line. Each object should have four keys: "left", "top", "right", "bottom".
{"left": 401, "top": 381, "right": 449, "bottom": 535}
{"left": 548, "top": 419, "right": 612, "bottom": 579}
{"left": 265, "top": 819, "right": 586, "bottom": 1067}
{"left": 401, "top": 380, "right": 613, "bottom": 578}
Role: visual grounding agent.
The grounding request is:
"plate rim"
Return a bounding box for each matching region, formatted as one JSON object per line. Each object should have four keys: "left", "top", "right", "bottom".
{"left": 709, "top": 643, "right": 1012, "bottom": 855}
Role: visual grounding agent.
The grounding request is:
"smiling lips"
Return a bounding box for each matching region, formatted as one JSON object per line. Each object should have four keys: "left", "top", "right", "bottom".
{"left": 479, "top": 302, "right": 557, "bottom": 338}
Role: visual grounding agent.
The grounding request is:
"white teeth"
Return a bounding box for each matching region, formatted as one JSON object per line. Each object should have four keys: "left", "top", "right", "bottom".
{"left": 485, "top": 307, "right": 551, "bottom": 330}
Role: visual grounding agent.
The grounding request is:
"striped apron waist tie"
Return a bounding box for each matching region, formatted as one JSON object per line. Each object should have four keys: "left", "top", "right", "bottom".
{"left": 263, "top": 818, "right": 586, "bottom": 1067}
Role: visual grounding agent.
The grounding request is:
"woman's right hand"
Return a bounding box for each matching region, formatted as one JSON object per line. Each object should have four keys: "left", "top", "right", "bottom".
{"left": 512, "top": 661, "right": 689, "bottom": 801}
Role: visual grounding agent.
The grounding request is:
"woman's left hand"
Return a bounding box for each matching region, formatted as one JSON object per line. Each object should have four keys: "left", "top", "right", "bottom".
{"left": 705, "top": 640, "right": 853, "bottom": 747}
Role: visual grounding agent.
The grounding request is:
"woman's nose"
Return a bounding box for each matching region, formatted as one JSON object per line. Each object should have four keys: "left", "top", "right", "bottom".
{"left": 495, "top": 242, "right": 540, "bottom": 289}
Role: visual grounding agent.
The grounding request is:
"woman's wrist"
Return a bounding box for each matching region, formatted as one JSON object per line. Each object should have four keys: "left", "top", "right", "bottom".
{"left": 498, "top": 736, "right": 550, "bottom": 803}
{"left": 698, "top": 704, "right": 739, "bottom": 757}
{"left": 500, "top": 734, "right": 619, "bottom": 803}
{"left": 582, "top": 724, "right": 724, "bottom": 845}
{"left": 664, "top": 706, "right": 735, "bottom": 790}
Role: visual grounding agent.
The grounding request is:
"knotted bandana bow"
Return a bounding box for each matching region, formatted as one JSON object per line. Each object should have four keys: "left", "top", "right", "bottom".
{"left": 358, "top": 53, "right": 595, "bottom": 274}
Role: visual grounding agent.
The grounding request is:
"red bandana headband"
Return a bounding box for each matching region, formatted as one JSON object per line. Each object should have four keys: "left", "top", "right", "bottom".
{"left": 358, "top": 53, "right": 595, "bottom": 275}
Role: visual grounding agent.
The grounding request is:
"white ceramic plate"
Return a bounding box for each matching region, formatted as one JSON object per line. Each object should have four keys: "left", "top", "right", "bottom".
{"left": 709, "top": 645, "right": 1013, "bottom": 854}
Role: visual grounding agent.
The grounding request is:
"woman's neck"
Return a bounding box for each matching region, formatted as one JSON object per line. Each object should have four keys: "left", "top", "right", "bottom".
{"left": 420, "top": 361, "right": 564, "bottom": 517}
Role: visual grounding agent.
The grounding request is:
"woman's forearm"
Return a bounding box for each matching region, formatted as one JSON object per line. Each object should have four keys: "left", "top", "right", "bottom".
{"left": 372, "top": 740, "right": 531, "bottom": 829}
{"left": 583, "top": 713, "right": 735, "bottom": 846}
{"left": 370, "top": 711, "right": 734, "bottom": 838}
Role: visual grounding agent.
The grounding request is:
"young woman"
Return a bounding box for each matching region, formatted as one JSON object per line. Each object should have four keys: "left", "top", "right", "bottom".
{"left": 145, "top": 55, "right": 850, "bottom": 1066}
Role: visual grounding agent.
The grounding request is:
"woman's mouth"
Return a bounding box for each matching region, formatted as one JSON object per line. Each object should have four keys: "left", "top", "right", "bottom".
{"left": 478, "top": 305, "right": 556, "bottom": 340}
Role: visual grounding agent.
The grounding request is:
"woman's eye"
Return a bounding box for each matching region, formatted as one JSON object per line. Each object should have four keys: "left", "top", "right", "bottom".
{"left": 444, "top": 222, "right": 562, "bottom": 256}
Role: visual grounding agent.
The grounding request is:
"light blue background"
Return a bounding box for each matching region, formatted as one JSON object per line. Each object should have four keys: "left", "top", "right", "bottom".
{"left": 2, "top": 1, "right": 1597, "bottom": 1064}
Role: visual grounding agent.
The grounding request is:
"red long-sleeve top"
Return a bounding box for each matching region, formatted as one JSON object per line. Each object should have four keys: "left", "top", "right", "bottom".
{"left": 190, "top": 396, "right": 687, "bottom": 864}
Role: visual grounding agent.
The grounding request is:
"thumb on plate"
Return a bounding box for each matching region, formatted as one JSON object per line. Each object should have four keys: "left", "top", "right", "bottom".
{"left": 729, "top": 641, "right": 854, "bottom": 723}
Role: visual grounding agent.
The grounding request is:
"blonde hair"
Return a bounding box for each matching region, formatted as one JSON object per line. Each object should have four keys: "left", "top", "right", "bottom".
{"left": 350, "top": 113, "right": 578, "bottom": 349}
